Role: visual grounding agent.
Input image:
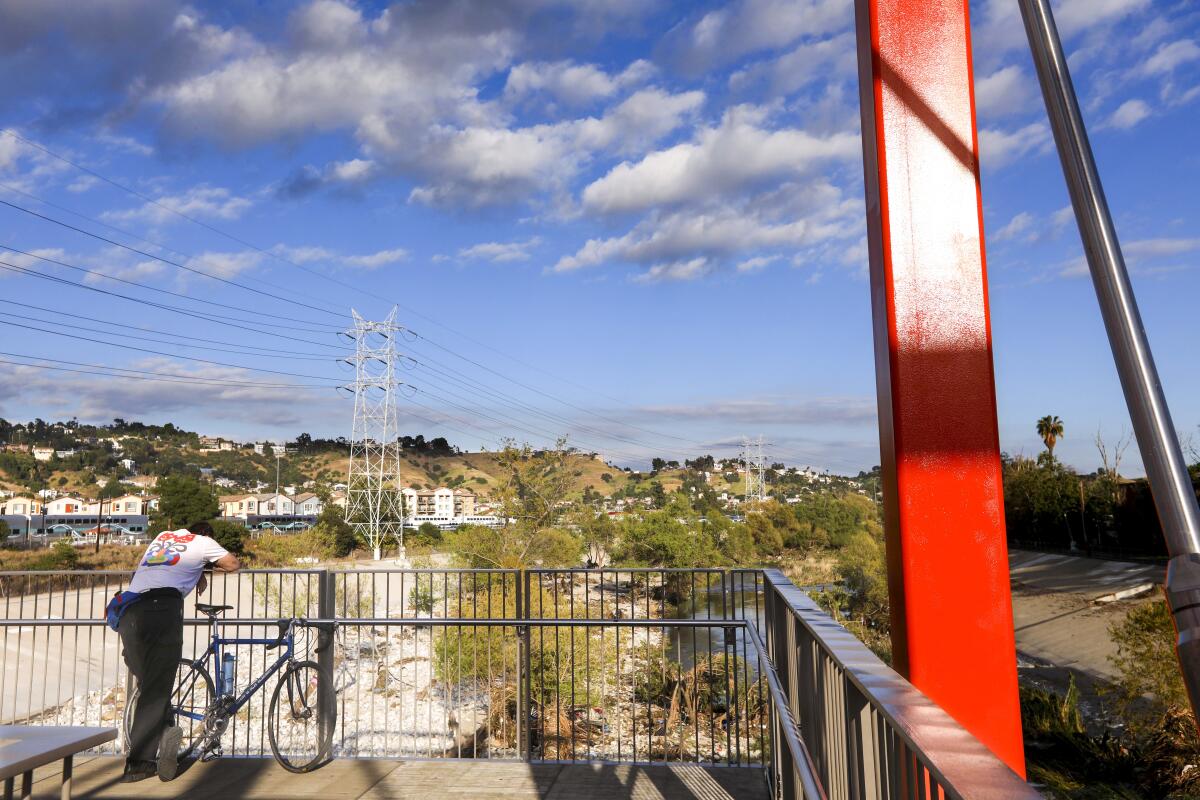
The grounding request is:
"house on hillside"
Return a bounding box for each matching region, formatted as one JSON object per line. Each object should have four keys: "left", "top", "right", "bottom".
{"left": 0, "top": 496, "right": 41, "bottom": 515}
{"left": 32, "top": 448, "right": 53, "bottom": 462}
{"left": 46, "top": 496, "right": 86, "bottom": 515}
{"left": 293, "top": 493, "right": 323, "bottom": 516}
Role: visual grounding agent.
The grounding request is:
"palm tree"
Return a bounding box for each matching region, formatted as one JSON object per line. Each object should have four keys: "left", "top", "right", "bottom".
{"left": 1036, "top": 415, "right": 1064, "bottom": 460}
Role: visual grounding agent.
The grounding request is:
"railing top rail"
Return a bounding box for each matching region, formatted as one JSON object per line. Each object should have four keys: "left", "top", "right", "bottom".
{"left": 525, "top": 567, "right": 729, "bottom": 574}
{"left": 744, "top": 622, "right": 827, "bottom": 800}
{"left": 761, "top": 569, "right": 1039, "bottom": 800}
{"left": 0, "top": 617, "right": 750, "bottom": 628}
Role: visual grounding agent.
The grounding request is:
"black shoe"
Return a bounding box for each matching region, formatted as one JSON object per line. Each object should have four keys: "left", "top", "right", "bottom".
{"left": 121, "top": 760, "right": 156, "bottom": 783}
{"left": 158, "top": 726, "right": 183, "bottom": 781}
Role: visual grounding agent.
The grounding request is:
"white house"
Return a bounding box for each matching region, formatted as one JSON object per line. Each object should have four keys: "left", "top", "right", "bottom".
{"left": 120, "top": 458, "right": 136, "bottom": 472}
{"left": 32, "top": 448, "right": 53, "bottom": 462}
{"left": 46, "top": 496, "right": 86, "bottom": 515}
{"left": 292, "top": 493, "right": 323, "bottom": 516}
{"left": 1, "top": 496, "right": 41, "bottom": 515}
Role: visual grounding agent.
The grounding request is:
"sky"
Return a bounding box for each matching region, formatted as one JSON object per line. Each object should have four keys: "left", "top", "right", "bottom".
{"left": 0, "top": 0, "right": 1198, "bottom": 475}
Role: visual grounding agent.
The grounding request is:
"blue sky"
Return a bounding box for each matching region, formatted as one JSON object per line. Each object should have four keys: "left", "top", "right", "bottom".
{"left": 0, "top": 0, "right": 1197, "bottom": 474}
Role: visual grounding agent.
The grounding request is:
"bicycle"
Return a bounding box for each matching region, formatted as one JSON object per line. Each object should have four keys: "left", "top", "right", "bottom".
{"left": 122, "top": 602, "right": 336, "bottom": 773}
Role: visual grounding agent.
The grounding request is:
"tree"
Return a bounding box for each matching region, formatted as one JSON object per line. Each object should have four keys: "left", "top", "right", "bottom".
{"left": 313, "top": 505, "right": 357, "bottom": 557}
{"left": 157, "top": 475, "right": 219, "bottom": 528}
{"left": 650, "top": 458, "right": 666, "bottom": 473}
{"left": 444, "top": 440, "right": 579, "bottom": 568}
{"left": 208, "top": 519, "right": 247, "bottom": 556}
{"left": 1037, "top": 415, "right": 1065, "bottom": 460}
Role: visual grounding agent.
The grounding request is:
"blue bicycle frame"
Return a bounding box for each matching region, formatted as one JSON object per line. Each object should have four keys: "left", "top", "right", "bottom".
{"left": 180, "top": 617, "right": 297, "bottom": 723}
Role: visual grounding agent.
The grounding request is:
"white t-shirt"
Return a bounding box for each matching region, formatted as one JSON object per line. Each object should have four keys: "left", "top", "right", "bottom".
{"left": 127, "top": 529, "right": 230, "bottom": 596}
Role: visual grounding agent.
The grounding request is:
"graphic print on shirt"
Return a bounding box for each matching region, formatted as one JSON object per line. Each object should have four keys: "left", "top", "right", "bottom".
{"left": 141, "top": 531, "right": 196, "bottom": 567}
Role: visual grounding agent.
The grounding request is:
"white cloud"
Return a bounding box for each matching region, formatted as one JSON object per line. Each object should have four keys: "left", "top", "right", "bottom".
{"left": 272, "top": 244, "right": 406, "bottom": 270}
{"left": 555, "top": 180, "right": 858, "bottom": 280}
{"left": 978, "top": 122, "right": 1052, "bottom": 168}
{"left": 103, "top": 185, "right": 252, "bottom": 225}
{"left": 330, "top": 158, "right": 374, "bottom": 182}
{"left": 1140, "top": 39, "right": 1200, "bottom": 75}
{"left": 735, "top": 255, "right": 779, "bottom": 273}
{"left": 459, "top": 237, "right": 542, "bottom": 263}
{"left": 504, "top": 59, "right": 653, "bottom": 106}
{"left": 385, "top": 87, "right": 704, "bottom": 208}
{"left": 728, "top": 32, "right": 857, "bottom": 96}
{"left": 0, "top": 247, "right": 66, "bottom": 277}
{"left": 993, "top": 211, "right": 1035, "bottom": 242}
{"left": 184, "top": 250, "right": 263, "bottom": 279}
{"left": 581, "top": 107, "right": 858, "bottom": 214}
{"left": 1106, "top": 98, "right": 1152, "bottom": 129}
{"left": 66, "top": 175, "right": 100, "bottom": 193}
{"left": 663, "top": 0, "right": 851, "bottom": 74}
{"left": 974, "top": 65, "right": 1036, "bottom": 119}
{"left": 342, "top": 248, "right": 408, "bottom": 269}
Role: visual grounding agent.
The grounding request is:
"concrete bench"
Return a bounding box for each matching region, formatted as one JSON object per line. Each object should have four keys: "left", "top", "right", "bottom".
{"left": 0, "top": 726, "right": 116, "bottom": 800}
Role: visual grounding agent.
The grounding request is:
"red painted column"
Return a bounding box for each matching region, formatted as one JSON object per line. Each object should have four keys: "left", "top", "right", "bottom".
{"left": 854, "top": 0, "right": 1026, "bottom": 776}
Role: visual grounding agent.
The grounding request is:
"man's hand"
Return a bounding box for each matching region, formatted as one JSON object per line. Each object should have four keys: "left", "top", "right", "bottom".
{"left": 196, "top": 573, "right": 208, "bottom": 595}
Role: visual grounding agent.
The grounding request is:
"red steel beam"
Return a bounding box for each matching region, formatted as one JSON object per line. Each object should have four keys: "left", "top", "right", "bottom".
{"left": 854, "top": 0, "right": 1026, "bottom": 776}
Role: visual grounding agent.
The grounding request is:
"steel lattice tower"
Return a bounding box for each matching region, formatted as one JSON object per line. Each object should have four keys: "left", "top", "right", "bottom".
{"left": 742, "top": 435, "right": 767, "bottom": 505}
{"left": 344, "top": 308, "right": 406, "bottom": 560}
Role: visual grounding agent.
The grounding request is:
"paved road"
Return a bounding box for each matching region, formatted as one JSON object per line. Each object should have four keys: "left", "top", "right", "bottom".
{"left": 23, "top": 756, "right": 769, "bottom": 800}
{"left": 1008, "top": 549, "right": 1162, "bottom": 682}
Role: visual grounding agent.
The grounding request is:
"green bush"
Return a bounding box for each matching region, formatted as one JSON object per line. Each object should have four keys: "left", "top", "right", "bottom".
{"left": 208, "top": 519, "right": 247, "bottom": 556}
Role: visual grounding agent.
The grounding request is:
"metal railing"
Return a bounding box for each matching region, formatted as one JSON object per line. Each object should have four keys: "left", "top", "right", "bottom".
{"left": 0, "top": 567, "right": 1038, "bottom": 798}
{"left": 760, "top": 570, "right": 1039, "bottom": 800}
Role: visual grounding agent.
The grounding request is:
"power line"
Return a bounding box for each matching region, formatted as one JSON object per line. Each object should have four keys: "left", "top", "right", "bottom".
{"left": 0, "top": 318, "right": 342, "bottom": 382}
{"left": 0, "top": 197, "right": 346, "bottom": 319}
{"left": 0, "top": 243, "right": 338, "bottom": 331}
{"left": 0, "top": 305, "right": 338, "bottom": 361}
{"left": 0, "top": 298, "right": 338, "bottom": 358}
{"left": 0, "top": 130, "right": 675, "bottom": 415}
{"left": 0, "top": 353, "right": 334, "bottom": 389}
{"left": 0, "top": 180, "right": 355, "bottom": 317}
{"left": 0, "top": 260, "right": 342, "bottom": 349}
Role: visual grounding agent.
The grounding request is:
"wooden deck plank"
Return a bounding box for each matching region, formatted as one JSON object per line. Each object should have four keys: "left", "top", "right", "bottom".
{"left": 24, "top": 758, "right": 767, "bottom": 800}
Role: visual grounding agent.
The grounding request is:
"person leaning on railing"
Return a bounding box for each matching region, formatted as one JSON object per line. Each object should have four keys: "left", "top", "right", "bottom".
{"left": 103, "top": 520, "right": 240, "bottom": 783}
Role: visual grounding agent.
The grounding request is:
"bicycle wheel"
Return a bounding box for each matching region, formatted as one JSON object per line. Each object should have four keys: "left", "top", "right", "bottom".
{"left": 123, "top": 660, "right": 214, "bottom": 759}
{"left": 268, "top": 660, "right": 334, "bottom": 772}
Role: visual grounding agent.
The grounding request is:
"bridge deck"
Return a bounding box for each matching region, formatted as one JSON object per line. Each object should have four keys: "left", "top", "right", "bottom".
{"left": 21, "top": 756, "right": 769, "bottom": 800}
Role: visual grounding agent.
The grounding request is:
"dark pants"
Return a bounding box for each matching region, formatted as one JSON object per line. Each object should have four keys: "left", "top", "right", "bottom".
{"left": 119, "top": 591, "right": 183, "bottom": 764}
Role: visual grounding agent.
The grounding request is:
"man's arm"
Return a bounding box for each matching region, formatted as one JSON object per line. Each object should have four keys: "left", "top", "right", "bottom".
{"left": 213, "top": 553, "right": 240, "bottom": 572}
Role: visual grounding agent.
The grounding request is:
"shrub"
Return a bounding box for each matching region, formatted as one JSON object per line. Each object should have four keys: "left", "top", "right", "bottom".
{"left": 208, "top": 519, "right": 248, "bottom": 556}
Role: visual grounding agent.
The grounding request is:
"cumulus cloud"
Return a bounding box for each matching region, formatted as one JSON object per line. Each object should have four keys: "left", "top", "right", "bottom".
{"left": 978, "top": 122, "right": 1052, "bottom": 168}
{"left": 459, "top": 237, "right": 542, "bottom": 263}
{"left": 272, "top": 244, "right": 407, "bottom": 270}
{"left": 102, "top": 185, "right": 253, "bottom": 225}
{"left": 0, "top": 357, "right": 331, "bottom": 426}
{"left": 630, "top": 395, "right": 876, "bottom": 425}
{"left": 342, "top": 248, "right": 408, "bottom": 269}
{"left": 184, "top": 250, "right": 263, "bottom": 279}
{"left": 581, "top": 107, "right": 858, "bottom": 215}
{"left": 1106, "top": 98, "right": 1152, "bottom": 129}
{"left": 555, "top": 178, "right": 859, "bottom": 280}
{"left": 993, "top": 211, "right": 1035, "bottom": 242}
{"left": 504, "top": 59, "right": 654, "bottom": 106}
{"left": 728, "top": 32, "right": 857, "bottom": 96}
{"left": 661, "top": 0, "right": 851, "bottom": 74}
{"left": 974, "top": 65, "right": 1037, "bottom": 119}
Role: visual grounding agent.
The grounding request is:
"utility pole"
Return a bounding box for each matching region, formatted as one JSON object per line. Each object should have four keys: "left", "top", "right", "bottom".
{"left": 276, "top": 452, "right": 282, "bottom": 496}
{"left": 93, "top": 495, "right": 104, "bottom": 554}
{"left": 343, "top": 308, "right": 406, "bottom": 562}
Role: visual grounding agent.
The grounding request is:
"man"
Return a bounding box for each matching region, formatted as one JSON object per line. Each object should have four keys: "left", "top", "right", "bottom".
{"left": 114, "top": 520, "right": 239, "bottom": 782}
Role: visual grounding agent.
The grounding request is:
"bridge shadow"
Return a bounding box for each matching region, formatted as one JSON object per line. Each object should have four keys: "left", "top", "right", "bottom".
{"left": 60, "top": 757, "right": 768, "bottom": 799}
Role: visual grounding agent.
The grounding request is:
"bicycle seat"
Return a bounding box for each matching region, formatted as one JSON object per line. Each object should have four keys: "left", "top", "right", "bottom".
{"left": 196, "top": 603, "right": 234, "bottom": 617}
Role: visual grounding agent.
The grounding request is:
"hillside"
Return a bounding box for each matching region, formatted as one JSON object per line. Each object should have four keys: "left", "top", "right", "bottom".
{"left": 0, "top": 418, "right": 862, "bottom": 505}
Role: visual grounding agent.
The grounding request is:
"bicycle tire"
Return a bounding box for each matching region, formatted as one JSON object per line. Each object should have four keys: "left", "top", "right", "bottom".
{"left": 267, "top": 660, "right": 334, "bottom": 773}
{"left": 123, "top": 659, "right": 214, "bottom": 760}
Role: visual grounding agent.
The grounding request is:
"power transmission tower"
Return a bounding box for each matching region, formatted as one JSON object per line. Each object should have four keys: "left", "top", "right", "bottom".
{"left": 344, "top": 308, "right": 406, "bottom": 561}
{"left": 742, "top": 436, "right": 767, "bottom": 505}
